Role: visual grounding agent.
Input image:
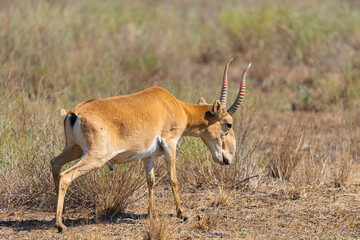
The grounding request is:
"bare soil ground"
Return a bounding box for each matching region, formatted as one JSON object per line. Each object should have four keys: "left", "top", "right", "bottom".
{"left": 1, "top": 182, "right": 359, "bottom": 240}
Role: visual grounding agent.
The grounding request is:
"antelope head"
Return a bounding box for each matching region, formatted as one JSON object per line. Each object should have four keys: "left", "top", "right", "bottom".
{"left": 199, "top": 59, "right": 251, "bottom": 165}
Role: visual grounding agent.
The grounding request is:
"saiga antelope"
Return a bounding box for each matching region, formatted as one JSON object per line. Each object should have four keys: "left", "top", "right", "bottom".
{"left": 50, "top": 59, "right": 251, "bottom": 232}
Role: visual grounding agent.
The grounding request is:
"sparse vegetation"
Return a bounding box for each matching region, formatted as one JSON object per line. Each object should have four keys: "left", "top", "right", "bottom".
{"left": 141, "top": 214, "right": 174, "bottom": 240}
{"left": 1, "top": 0, "right": 360, "bottom": 239}
{"left": 196, "top": 209, "right": 220, "bottom": 231}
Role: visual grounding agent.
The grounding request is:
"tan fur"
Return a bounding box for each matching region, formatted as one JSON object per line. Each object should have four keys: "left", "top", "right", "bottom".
{"left": 51, "top": 81, "right": 245, "bottom": 232}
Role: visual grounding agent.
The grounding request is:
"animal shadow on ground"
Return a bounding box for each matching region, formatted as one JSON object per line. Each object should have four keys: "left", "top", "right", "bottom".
{"left": 0, "top": 212, "right": 147, "bottom": 231}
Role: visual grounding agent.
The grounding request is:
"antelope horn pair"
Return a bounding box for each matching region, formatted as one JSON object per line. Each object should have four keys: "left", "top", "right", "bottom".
{"left": 220, "top": 58, "right": 251, "bottom": 115}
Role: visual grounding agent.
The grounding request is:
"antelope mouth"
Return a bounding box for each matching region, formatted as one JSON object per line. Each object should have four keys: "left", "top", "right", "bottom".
{"left": 222, "top": 154, "right": 230, "bottom": 165}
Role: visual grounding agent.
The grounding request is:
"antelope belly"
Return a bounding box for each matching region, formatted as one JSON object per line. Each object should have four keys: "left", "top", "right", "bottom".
{"left": 109, "top": 136, "right": 163, "bottom": 163}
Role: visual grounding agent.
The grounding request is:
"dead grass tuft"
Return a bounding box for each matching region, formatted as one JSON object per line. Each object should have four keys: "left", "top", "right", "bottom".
{"left": 332, "top": 155, "right": 351, "bottom": 188}
{"left": 209, "top": 186, "right": 232, "bottom": 207}
{"left": 69, "top": 162, "right": 146, "bottom": 217}
{"left": 196, "top": 208, "right": 220, "bottom": 231}
{"left": 265, "top": 114, "right": 310, "bottom": 180}
{"left": 141, "top": 215, "right": 174, "bottom": 240}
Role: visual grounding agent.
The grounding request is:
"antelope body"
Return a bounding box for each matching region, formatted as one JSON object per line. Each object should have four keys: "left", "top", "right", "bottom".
{"left": 50, "top": 59, "right": 251, "bottom": 232}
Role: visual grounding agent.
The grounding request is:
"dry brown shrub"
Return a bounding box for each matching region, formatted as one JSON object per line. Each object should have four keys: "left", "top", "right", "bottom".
{"left": 265, "top": 114, "right": 311, "bottom": 180}
{"left": 141, "top": 215, "right": 174, "bottom": 240}
{"left": 1, "top": 159, "right": 146, "bottom": 218}
{"left": 332, "top": 155, "right": 351, "bottom": 188}
{"left": 209, "top": 186, "right": 232, "bottom": 207}
{"left": 196, "top": 208, "right": 220, "bottom": 231}
{"left": 194, "top": 186, "right": 229, "bottom": 231}
{"left": 69, "top": 162, "right": 146, "bottom": 217}
{"left": 286, "top": 111, "right": 357, "bottom": 187}
{"left": 0, "top": 160, "right": 54, "bottom": 209}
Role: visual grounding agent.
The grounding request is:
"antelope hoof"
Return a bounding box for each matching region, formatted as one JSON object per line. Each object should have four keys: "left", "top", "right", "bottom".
{"left": 52, "top": 222, "right": 67, "bottom": 233}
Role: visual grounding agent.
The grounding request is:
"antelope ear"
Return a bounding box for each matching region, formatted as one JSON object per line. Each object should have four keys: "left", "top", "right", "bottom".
{"left": 210, "top": 100, "right": 222, "bottom": 116}
{"left": 198, "top": 97, "right": 207, "bottom": 105}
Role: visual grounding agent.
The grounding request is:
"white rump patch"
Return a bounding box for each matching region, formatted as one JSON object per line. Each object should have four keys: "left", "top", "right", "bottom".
{"left": 72, "top": 117, "right": 88, "bottom": 151}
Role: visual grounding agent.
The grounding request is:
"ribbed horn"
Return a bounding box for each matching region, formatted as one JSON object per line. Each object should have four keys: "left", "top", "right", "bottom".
{"left": 227, "top": 63, "right": 251, "bottom": 115}
{"left": 220, "top": 58, "right": 234, "bottom": 108}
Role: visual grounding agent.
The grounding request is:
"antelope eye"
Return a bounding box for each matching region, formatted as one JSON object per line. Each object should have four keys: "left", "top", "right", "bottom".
{"left": 226, "top": 123, "right": 232, "bottom": 129}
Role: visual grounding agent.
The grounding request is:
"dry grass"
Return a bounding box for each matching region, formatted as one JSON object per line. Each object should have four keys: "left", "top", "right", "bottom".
{"left": 265, "top": 113, "right": 310, "bottom": 180}
{"left": 72, "top": 163, "right": 146, "bottom": 217}
{"left": 196, "top": 209, "right": 220, "bottom": 231}
{"left": 0, "top": 0, "right": 360, "bottom": 238}
{"left": 141, "top": 214, "right": 174, "bottom": 240}
{"left": 209, "top": 186, "right": 232, "bottom": 207}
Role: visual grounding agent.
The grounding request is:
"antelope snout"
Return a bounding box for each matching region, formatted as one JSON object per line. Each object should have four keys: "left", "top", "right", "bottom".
{"left": 221, "top": 154, "right": 230, "bottom": 165}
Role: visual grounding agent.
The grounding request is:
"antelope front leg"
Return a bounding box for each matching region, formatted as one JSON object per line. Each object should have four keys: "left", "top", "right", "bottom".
{"left": 143, "top": 157, "right": 155, "bottom": 217}
{"left": 161, "top": 141, "right": 188, "bottom": 220}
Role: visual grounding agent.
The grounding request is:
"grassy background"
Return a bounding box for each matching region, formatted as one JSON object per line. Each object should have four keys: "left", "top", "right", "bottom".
{"left": 0, "top": 0, "right": 360, "bottom": 238}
